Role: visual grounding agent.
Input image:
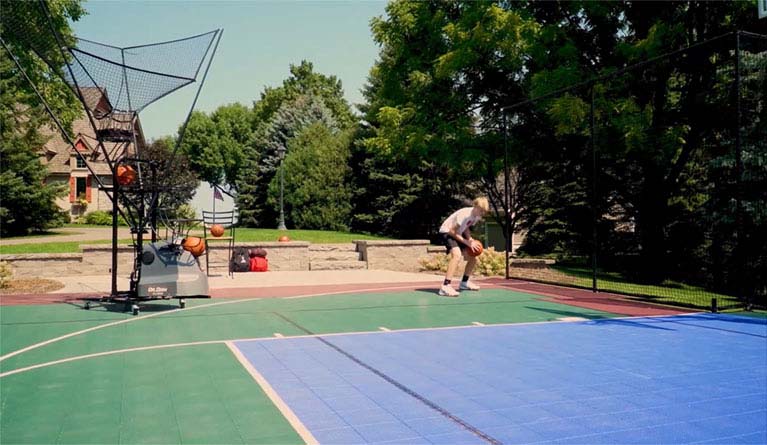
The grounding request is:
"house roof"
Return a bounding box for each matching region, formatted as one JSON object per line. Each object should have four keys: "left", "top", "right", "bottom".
{"left": 40, "top": 88, "right": 146, "bottom": 176}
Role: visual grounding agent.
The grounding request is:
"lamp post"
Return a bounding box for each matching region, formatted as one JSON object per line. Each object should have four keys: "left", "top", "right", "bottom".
{"left": 277, "top": 146, "right": 287, "bottom": 230}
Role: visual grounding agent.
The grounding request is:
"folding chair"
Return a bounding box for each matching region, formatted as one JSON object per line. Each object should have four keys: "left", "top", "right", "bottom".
{"left": 202, "top": 210, "right": 237, "bottom": 277}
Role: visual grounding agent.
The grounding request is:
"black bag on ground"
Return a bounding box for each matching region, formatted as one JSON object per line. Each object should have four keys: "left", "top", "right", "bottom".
{"left": 231, "top": 247, "right": 250, "bottom": 272}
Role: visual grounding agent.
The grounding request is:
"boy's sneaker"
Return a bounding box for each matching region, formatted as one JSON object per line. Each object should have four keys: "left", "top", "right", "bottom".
{"left": 459, "top": 280, "right": 480, "bottom": 291}
{"left": 438, "top": 285, "right": 460, "bottom": 297}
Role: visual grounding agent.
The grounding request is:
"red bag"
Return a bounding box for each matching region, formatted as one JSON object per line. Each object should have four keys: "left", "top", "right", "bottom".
{"left": 249, "top": 256, "right": 268, "bottom": 272}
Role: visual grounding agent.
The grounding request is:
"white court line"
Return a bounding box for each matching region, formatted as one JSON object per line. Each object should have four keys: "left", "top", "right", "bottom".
{"left": 378, "top": 327, "right": 391, "bottom": 331}
{"left": 1, "top": 313, "right": 701, "bottom": 379}
{"left": 226, "top": 341, "right": 318, "bottom": 445}
{"left": 282, "top": 284, "right": 421, "bottom": 299}
{"left": 0, "top": 340, "right": 222, "bottom": 378}
{"left": 0, "top": 284, "right": 425, "bottom": 363}
{"left": 471, "top": 322, "right": 485, "bottom": 326}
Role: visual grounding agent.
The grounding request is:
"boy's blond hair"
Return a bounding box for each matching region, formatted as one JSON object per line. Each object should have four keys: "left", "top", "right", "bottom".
{"left": 473, "top": 197, "right": 490, "bottom": 212}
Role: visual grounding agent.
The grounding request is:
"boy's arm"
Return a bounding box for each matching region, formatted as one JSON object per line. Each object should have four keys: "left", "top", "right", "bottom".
{"left": 447, "top": 227, "right": 473, "bottom": 247}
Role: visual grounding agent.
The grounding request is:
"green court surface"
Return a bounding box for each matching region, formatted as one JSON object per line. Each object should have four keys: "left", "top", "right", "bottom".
{"left": 1, "top": 344, "right": 302, "bottom": 444}
{"left": 1, "top": 288, "right": 617, "bottom": 444}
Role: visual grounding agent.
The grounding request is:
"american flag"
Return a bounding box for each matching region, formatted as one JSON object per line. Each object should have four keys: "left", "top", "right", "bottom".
{"left": 213, "top": 186, "right": 224, "bottom": 201}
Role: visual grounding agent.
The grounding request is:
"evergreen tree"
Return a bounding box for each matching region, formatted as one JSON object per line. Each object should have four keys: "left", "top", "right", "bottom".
{"left": 268, "top": 123, "right": 353, "bottom": 231}
{"left": 0, "top": 51, "right": 68, "bottom": 236}
{"left": 0, "top": 0, "right": 85, "bottom": 236}
{"left": 239, "top": 93, "right": 341, "bottom": 227}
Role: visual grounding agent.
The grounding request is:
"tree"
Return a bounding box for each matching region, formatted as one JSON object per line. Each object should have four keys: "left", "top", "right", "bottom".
{"left": 514, "top": 1, "right": 765, "bottom": 287}
{"left": 181, "top": 62, "right": 357, "bottom": 228}
{"left": 356, "top": 0, "right": 536, "bottom": 238}
{"left": 239, "top": 93, "right": 342, "bottom": 227}
{"left": 144, "top": 137, "right": 200, "bottom": 216}
{"left": 179, "top": 103, "right": 252, "bottom": 188}
{"left": 252, "top": 61, "right": 356, "bottom": 130}
{"left": 179, "top": 111, "right": 223, "bottom": 185}
{"left": 0, "top": 51, "right": 70, "bottom": 236}
{"left": 268, "top": 123, "right": 353, "bottom": 231}
{"left": 0, "top": 0, "right": 86, "bottom": 236}
{"left": 0, "top": 0, "right": 86, "bottom": 130}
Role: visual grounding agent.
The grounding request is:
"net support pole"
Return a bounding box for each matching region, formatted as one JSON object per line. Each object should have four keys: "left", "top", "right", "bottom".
{"left": 590, "top": 83, "right": 598, "bottom": 293}
{"left": 111, "top": 173, "right": 119, "bottom": 297}
{"left": 503, "top": 113, "right": 511, "bottom": 280}
{"left": 734, "top": 32, "right": 744, "bottom": 304}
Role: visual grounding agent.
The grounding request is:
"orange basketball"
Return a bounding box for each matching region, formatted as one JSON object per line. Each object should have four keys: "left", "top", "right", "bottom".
{"left": 182, "top": 236, "right": 205, "bottom": 257}
{"left": 116, "top": 165, "right": 136, "bottom": 186}
{"left": 210, "top": 224, "right": 225, "bottom": 237}
{"left": 278, "top": 235, "right": 290, "bottom": 242}
{"left": 467, "top": 240, "right": 483, "bottom": 257}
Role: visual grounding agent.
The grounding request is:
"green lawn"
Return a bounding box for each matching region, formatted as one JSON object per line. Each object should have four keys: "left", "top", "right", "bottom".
{"left": 0, "top": 230, "right": 80, "bottom": 240}
{"left": 64, "top": 223, "right": 127, "bottom": 228}
{"left": 0, "top": 239, "right": 133, "bottom": 255}
{"left": 0, "top": 229, "right": 390, "bottom": 254}
{"left": 220, "top": 228, "right": 390, "bottom": 243}
{"left": 551, "top": 265, "right": 741, "bottom": 310}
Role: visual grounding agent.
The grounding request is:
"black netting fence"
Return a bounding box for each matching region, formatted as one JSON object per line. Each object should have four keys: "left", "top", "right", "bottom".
{"left": 502, "top": 32, "right": 766, "bottom": 312}
{"left": 2, "top": 0, "right": 222, "bottom": 295}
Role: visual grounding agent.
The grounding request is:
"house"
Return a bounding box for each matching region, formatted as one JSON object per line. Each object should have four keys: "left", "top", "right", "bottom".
{"left": 40, "top": 88, "right": 145, "bottom": 220}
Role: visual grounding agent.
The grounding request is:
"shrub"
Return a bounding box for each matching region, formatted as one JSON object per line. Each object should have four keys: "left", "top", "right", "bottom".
{"left": 172, "top": 204, "right": 197, "bottom": 221}
{"left": 419, "top": 252, "right": 450, "bottom": 273}
{"left": 83, "top": 210, "right": 111, "bottom": 225}
{"left": 0, "top": 261, "right": 12, "bottom": 288}
{"left": 79, "top": 210, "right": 127, "bottom": 226}
{"left": 474, "top": 247, "right": 507, "bottom": 276}
{"left": 419, "top": 247, "right": 507, "bottom": 276}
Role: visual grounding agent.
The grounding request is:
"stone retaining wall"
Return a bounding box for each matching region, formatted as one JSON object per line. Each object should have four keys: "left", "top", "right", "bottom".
{"left": 1, "top": 245, "right": 135, "bottom": 278}
{"left": 0, "top": 240, "right": 552, "bottom": 278}
{"left": 355, "top": 240, "right": 431, "bottom": 272}
{"left": 3, "top": 240, "right": 437, "bottom": 277}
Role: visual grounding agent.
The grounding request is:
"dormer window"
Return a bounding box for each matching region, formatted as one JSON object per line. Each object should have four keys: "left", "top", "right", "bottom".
{"left": 76, "top": 157, "right": 86, "bottom": 169}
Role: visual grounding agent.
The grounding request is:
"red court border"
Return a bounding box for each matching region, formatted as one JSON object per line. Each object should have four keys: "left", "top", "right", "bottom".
{"left": 483, "top": 278, "right": 691, "bottom": 316}
{"left": 0, "top": 278, "right": 690, "bottom": 317}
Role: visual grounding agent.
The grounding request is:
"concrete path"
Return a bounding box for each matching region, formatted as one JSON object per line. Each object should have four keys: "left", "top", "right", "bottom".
{"left": 51, "top": 269, "right": 445, "bottom": 294}
{"left": 1, "top": 227, "right": 132, "bottom": 245}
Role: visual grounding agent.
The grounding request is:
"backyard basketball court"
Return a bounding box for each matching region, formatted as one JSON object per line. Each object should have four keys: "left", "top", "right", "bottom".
{"left": 1, "top": 272, "right": 764, "bottom": 444}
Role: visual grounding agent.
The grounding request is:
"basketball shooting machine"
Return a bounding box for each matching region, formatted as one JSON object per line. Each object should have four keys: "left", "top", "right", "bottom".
{"left": 1, "top": 1, "right": 223, "bottom": 314}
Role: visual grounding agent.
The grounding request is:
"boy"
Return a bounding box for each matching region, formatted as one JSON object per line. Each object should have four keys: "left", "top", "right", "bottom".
{"left": 438, "top": 197, "right": 489, "bottom": 297}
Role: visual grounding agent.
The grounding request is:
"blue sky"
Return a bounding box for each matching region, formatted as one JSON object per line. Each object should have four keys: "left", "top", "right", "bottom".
{"left": 72, "top": 0, "right": 388, "bottom": 140}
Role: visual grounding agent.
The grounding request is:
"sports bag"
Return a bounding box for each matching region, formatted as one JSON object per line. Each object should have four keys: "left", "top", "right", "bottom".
{"left": 249, "top": 256, "right": 268, "bottom": 272}
{"left": 231, "top": 247, "right": 250, "bottom": 272}
{"left": 250, "top": 247, "right": 267, "bottom": 258}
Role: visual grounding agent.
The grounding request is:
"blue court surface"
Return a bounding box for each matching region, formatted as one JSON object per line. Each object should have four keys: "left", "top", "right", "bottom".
{"left": 234, "top": 314, "right": 767, "bottom": 444}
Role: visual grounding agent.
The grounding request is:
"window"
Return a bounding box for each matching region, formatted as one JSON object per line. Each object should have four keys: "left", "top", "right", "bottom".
{"left": 76, "top": 177, "right": 87, "bottom": 199}
{"left": 76, "top": 157, "right": 86, "bottom": 169}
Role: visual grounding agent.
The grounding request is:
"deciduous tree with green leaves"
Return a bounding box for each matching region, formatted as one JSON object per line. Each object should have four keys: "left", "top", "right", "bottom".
{"left": 357, "top": 0, "right": 535, "bottom": 238}
{"left": 179, "top": 103, "right": 252, "bottom": 188}
{"left": 144, "top": 137, "right": 200, "bottom": 216}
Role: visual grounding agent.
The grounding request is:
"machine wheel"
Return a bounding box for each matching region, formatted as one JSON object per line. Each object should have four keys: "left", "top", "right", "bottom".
{"left": 84, "top": 301, "right": 91, "bottom": 310}
{"left": 132, "top": 304, "right": 140, "bottom": 316}
{"left": 179, "top": 299, "right": 186, "bottom": 309}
